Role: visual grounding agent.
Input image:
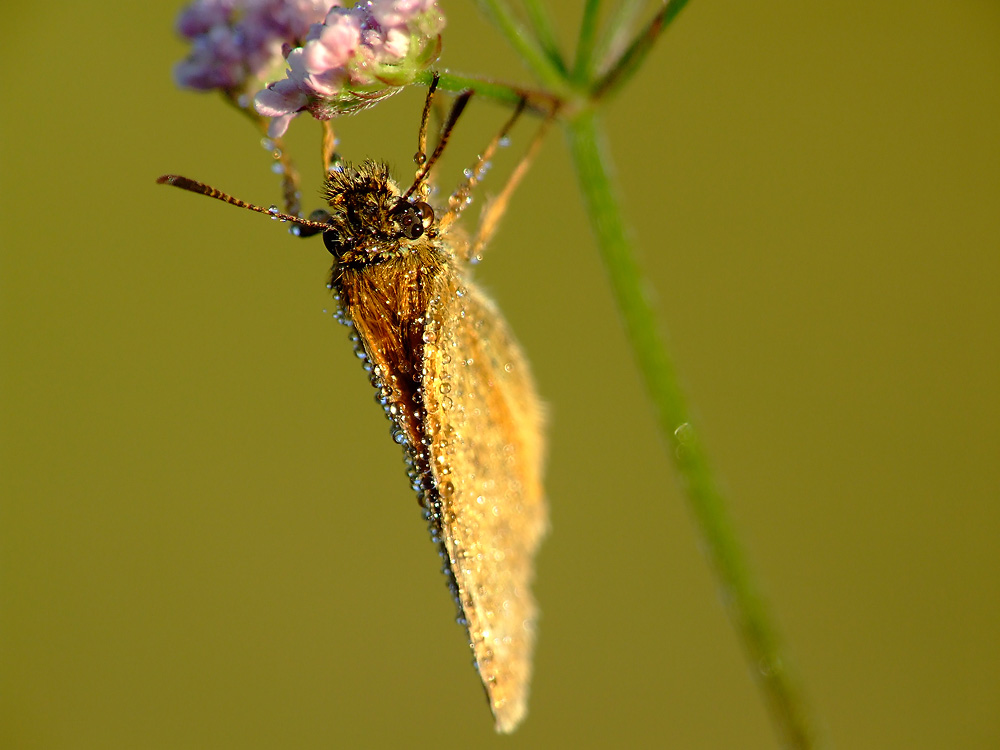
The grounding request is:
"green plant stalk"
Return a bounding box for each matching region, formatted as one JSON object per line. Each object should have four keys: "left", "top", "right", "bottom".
{"left": 414, "top": 70, "right": 561, "bottom": 115}
{"left": 572, "top": 0, "right": 603, "bottom": 83}
{"left": 564, "top": 109, "right": 820, "bottom": 750}
{"left": 592, "top": 0, "right": 691, "bottom": 100}
{"left": 474, "top": 0, "right": 571, "bottom": 95}
{"left": 520, "top": 0, "right": 568, "bottom": 75}
{"left": 596, "top": 0, "right": 646, "bottom": 65}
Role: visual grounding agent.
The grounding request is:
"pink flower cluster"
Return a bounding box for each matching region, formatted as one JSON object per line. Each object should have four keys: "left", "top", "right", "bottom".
{"left": 255, "top": 0, "right": 445, "bottom": 137}
{"left": 174, "top": 0, "right": 336, "bottom": 93}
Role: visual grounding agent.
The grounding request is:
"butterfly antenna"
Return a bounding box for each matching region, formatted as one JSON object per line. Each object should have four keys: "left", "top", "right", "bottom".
{"left": 400, "top": 88, "right": 474, "bottom": 203}
{"left": 156, "top": 175, "right": 332, "bottom": 233}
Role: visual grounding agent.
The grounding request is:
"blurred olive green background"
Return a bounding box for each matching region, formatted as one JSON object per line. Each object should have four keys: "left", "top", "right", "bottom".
{"left": 2, "top": 1, "right": 998, "bottom": 748}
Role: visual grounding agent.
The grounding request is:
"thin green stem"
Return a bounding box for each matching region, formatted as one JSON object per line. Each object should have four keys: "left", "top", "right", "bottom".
{"left": 520, "top": 0, "right": 568, "bottom": 75}
{"left": 564, "top": 110, "right": 821, "bottom": 750}
{"left": 474, "top": 0, "right": 572, "bottom": 95}
{"left": 595, "top": 0, "right": 647, "bottom": 76}
{"left": 414, "top": 70, "right": 563, "bottom": 116}
{"left": 592, "top": 0, "right": 691, "bottom": 101}
{"left": 572, "top": 0, "right": 603, "bottom": 83}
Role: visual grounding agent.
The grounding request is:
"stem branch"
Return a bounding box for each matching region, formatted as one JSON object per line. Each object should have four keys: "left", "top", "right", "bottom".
{"left": 475, "top": 0, "right": 572, "bottom": 94}
{"left": 415, "top": 70, "right": 563, "bottom": 116}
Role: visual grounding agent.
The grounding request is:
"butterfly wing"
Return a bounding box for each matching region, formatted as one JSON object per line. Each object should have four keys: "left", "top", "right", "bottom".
{"left": 421, "top": 276, "right": 548, "bottom": 733}
{"left": 339, "top": 252, "right": 547, "bottom": 733}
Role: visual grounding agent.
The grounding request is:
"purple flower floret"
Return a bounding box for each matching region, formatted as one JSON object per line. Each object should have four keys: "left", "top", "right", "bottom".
{"left": 254, "top": 0, "right": 445, "bottom": 137}
{"left": 174, "top": 0, "right": 337, "bottom": 94}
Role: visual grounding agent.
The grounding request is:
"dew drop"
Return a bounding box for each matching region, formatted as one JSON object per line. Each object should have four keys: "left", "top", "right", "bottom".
{"left": 758, "top": 656, "right": 782, "bottom": 676}
{"left": 673, "top": 422, "right": 695, "bottom": 459}
{"left": 271, "top": 162, "right": 285, "bottom": 174}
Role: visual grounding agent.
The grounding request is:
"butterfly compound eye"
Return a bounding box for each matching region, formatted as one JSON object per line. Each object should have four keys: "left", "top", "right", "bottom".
{"left": 322, "top": 230, "right": 343, "bottom": 256}
{"left": 393, "top": 202, "right": 426, "bottom": 240}
{"left": 414, "top": 201, "right": 434, "bottom": 225}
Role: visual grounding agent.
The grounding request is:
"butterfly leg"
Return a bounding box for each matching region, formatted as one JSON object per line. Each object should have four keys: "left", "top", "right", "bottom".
{"left": 464, "top": 109, "right": 555, "bottom": 261}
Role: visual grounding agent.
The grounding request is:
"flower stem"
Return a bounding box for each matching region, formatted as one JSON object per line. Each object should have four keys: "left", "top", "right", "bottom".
{"left": 563, "top": 109, "right": 821, "bottom": 750}
{"left": 572, "top": 0, "right": 603, "bottom": 83}
{"left": 592, "top": 0, "right": 691, "bottom": 101}
{"left": 596, "top": 0, "right": 646, "bottom": 68}
{"left": 222, "top": 92, "right": 303, "bottom": 216}
{"left": 521, "top": 0, "right": 568, "bottom": 75}
{"left": 474, "top": 0, "right": 573, "bottom": 95}
{"left": 414, "top": 70, "right": 562, "bottom": 115}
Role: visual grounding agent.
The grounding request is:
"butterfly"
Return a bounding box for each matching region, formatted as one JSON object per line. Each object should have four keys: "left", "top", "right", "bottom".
{"left": 158, "top": 75, "right": 552, "bottom": 732}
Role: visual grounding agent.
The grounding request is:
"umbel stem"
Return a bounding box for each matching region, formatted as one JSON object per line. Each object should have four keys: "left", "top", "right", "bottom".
{"left": 564, "top": 108, "right": 820, "bottom": 750}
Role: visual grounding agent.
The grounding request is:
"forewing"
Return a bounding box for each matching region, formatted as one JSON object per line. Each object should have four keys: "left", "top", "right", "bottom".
{"left": 421, "top": 276, "right": 548, "bottom": 733}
